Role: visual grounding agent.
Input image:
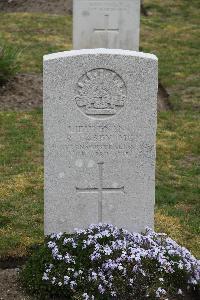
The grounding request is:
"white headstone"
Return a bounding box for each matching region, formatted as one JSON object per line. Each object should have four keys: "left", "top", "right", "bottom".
{"left": 43, "top": 49, "right": 158, "bottom": 235}
{"left": 73, "top": 0, "right": 141, "bottom": 50}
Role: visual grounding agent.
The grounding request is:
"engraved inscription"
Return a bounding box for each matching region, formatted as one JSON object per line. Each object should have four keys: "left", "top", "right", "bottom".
{"left": 76, "top": 162, "right": 125, "bottom": 222}
{"left": 64, "top": 124, "right": 136, "bottom": 157}
{"left": 75, "top": 68, "right": 127, "bottom": 118}
{"left": 88, "top": 0, "right": 131, "bottom": 12}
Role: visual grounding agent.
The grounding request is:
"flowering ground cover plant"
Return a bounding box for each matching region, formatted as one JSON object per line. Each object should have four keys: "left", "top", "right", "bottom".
{"left": 20, "top": 224, "right": 200, "bottom": 299}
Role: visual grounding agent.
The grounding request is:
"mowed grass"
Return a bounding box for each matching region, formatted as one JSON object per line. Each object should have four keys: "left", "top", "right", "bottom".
{"left": 0, "top": 13, "right": 72, "bottom": 73}
{"left": 0, "top": 110, "right": 43, "bottom": 257}
{"left": 142, "top": 0, "right": 200, "bottom": 110}
{"left": 0, "top": 0, "right": 199, "bottom": 258}
{"left": 155, "top": 112, "right": 200, "bottom": 256}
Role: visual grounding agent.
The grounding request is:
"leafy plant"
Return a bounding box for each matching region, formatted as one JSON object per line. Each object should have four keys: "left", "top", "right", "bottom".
{"left": 20, "top": 224, "right": 200, "bottom": 300}
{"left": 0, "top": 39, "right": 20, "bottom": 85}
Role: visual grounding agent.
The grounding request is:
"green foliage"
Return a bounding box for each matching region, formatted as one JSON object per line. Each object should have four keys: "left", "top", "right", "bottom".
{"left": 20, "top": 244, "right": 55, "bottom": 300}
{"left": 0, "top": 39, "right": 21, "bottom": 85}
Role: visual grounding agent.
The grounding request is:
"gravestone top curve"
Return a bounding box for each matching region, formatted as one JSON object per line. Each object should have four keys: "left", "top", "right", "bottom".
{"left": 44, "top": 48, "right": 157, "bottom": 61}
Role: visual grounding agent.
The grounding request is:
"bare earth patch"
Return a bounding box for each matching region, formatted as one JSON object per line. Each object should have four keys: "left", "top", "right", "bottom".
{"left": 0, "top": 0, "right": 148, "bottom": 16}
{"left": 0, "top": 74, "right": 170, "bottom": 111}
{"left": 0, "top": 74, "right": 43, "bottom": 110}
{"left": 0, "top": 268, "right": 31, "bottom": 300}
{"left": 0, "top": 0, "right": 73, "bottom": 15}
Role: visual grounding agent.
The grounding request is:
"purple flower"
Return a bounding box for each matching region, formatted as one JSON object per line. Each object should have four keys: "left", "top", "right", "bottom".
{"left": 42, "top": 223, "right": 200, "bottom": 299}
{"left": 98, "top": 284, "right": 105, "bottom": 294}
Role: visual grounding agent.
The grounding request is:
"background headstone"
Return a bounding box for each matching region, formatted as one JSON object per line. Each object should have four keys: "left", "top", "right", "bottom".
{"left": 43, "top": 49, "right": 158, "bottom": 235}
{"left": 73, "top": 0, "right": 141, "bottom": 50}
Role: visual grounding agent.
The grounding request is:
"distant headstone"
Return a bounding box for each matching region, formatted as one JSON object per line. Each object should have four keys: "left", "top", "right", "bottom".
{"left": 73, "top": 0, "right": 141, "bottom": 50}
{"left": 43, "top": 49, "right": 158, "bottom": 235}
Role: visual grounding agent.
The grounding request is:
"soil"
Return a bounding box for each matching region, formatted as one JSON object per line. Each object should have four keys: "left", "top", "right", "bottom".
{"left": 0, "top": 74, "right": 43, "bottom": 111}
{"left": 0, "top": 0, "right": 73, "bottom": 15}
{"left": 0, "top": 73, "right": 171, "bottom": 111}
{"left": 0, "top": 0, "right": 148, "bottom": 16}
{"left": 0, "top": 268, "right": 31, "bottom": 300}
{"left": 158, "top": 80, "right": 172, "bottom": 111}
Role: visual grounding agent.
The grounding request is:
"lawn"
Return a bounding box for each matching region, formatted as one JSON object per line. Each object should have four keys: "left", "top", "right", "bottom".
{"left": 0, "top": 0, "right": 199, "bottom": 258}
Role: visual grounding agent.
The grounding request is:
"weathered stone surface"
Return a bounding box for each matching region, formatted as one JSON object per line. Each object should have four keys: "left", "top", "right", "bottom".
{"left": 73, "top": 0, "right": 141, "bottom": 50}
{"left": 43, "top": 49, "right": 158, "bottom": 235}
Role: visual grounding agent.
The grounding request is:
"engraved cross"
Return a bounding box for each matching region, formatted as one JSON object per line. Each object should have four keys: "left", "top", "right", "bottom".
{"left": 94, "top": 14, "right": 119, "bottom": 46}
{"left": 76, "top": 162, "right": 125, "bottom": 223}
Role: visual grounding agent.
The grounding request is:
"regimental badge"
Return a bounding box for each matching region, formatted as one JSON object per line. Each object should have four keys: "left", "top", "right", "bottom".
{"left": 75, "top": 68, "right": 127, "bottom": 119}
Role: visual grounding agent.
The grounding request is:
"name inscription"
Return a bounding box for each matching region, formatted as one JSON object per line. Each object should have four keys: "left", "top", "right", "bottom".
{"left": 64, "top": 123, "right": 136, "bottom": 157}
{"left": 87, "top": 0, "right": 131, "bottom": 12}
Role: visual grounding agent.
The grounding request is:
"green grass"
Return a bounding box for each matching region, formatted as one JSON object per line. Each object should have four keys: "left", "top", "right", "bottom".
{"left": 0, "top": 13, "right": 72, "bottom": 73}
{"left": 0, "top": 110, "right": 43, "bottom": 257}
{"left": 155, "top": 111, "right": 200, "bottom": 256}
{"left": 142, "top": 0, "right": 200, "bottom": 110}
{"left": 0, "top": 1, "right": 199, "bottom": 258}
{"left": 0, "top": 39, "right": 21, "bottom": 85}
